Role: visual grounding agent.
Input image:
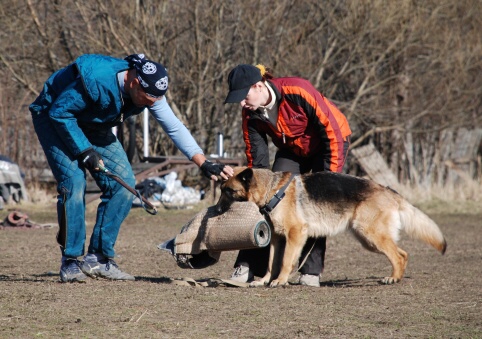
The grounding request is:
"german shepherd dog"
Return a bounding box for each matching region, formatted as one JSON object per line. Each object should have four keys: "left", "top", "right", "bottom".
{"left": 216, "top": 167, "right": 447, "bottom": 287}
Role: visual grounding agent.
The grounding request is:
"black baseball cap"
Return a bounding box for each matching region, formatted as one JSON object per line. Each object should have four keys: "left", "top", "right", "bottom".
{"left": 224, "top": 64, "right": 262, "bottom": 103}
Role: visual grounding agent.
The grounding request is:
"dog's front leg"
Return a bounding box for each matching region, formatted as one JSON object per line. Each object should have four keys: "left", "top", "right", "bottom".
{"left": 270, "top": 227, "right": 307, "bottom": 287}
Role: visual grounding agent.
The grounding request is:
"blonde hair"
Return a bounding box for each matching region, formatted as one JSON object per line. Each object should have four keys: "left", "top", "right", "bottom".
{"left": 256, "top": 64, "right": 266, "bottom": 76}
{"left": 255, "top": 64, "right": 274, "bottom": 80}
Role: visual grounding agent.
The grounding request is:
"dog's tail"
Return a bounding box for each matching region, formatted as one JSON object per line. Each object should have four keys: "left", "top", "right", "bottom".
{"left": 399, "top": 200, "right": 447, "bottom": 254}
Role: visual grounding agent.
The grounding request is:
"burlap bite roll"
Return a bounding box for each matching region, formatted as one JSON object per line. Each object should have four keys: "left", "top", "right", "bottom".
{"left": 174, "top": 201, "right": 271, "bottom": 255}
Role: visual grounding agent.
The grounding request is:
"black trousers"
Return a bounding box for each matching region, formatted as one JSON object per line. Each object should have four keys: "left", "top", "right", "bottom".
{"left": 234, "top": 237, "right": 326, "bottom": 276}
{"left": 234, "top": 139, "right": 350, "bottom": 276}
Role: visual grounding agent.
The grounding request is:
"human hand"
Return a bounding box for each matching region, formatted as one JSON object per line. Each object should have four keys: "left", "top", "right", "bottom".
{"left": 201, "top": 160, "right": 228, "bottom": 181}
{"left": 78, "top": 148, "right": 103, "bottom": 172}
{"left": 220, "top": 165, "right": 234, "bottom": 180}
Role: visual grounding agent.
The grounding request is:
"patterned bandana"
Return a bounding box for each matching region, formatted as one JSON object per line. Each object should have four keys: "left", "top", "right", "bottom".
{"left": 124, "top": 53, "right": 168, "bottom": 98}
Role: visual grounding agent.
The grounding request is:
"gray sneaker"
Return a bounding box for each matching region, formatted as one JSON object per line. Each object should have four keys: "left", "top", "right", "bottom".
{"left": 298, "top": 274, "right": 320, "bottom": 287}
{"left": 230, "top": 265, "right": 254, "bottom": 283}
{"left": 60, "top": 259, "right": 87, "bottom": 283}
{"left": 81, "top": 258, "right": 135, "bottom": 281}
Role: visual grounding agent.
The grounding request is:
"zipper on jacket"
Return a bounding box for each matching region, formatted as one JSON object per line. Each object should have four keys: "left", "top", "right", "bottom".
{"left": 117, "top": 73, "right": 126, "bottom": 123}
{"left": 282, "top": 132, "right": 286, "bottom": 143}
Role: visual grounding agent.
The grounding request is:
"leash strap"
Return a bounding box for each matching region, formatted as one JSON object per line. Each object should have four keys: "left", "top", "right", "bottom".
{"left": 258, "top": 172, "right": 315, "bottom": 280}
{"left": 98, "top": 164, "right": 158, "bottom": 215}
{"left": 169, "top": 277, "right": 250, "bottom": 288}
{"left": 260, "top": 173, "right": 296, "bottom": 216}
{"left": 290, "top": 239, "right": 316, "bottom": 279}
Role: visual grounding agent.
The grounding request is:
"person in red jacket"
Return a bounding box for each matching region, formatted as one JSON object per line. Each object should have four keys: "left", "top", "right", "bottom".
{"left": 224, "top": 64, "right": 352, "bottom": 287}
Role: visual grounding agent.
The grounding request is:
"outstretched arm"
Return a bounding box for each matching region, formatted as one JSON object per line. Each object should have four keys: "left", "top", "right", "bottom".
{"left": 149, "top": 97, "right": 233, "bottom": 180}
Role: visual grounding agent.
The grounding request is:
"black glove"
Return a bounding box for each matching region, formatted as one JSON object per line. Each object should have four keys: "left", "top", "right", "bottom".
{"left": 78, "top": 148, "right": 103, "bottom": 171}
{"left": 200, "top": 160, "right": 225, "bottom": 179}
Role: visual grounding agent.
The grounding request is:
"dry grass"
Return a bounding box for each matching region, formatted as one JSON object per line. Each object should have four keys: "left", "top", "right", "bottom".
{"left": 13, "top": 179, "right": 482, "bottom": 216}
{"left": 1, "top": 202, "right": 481, "bottom": 338}
{"left": 398, "top": 182, "right": 482, "bottom": 215}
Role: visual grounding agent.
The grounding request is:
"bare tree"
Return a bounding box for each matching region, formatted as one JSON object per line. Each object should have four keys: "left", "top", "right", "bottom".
{"left": 0, "top": 0, "right": 480, "bottom": 189}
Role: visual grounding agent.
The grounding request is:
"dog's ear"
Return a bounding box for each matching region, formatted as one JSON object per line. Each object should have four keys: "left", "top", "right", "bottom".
{"left": 237, "top": 167, "right": 254, "bottom": 191}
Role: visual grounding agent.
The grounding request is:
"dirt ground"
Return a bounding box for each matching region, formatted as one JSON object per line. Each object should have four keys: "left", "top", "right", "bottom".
{"left": 1, "top": 199, "right": 481, "bottom": 338}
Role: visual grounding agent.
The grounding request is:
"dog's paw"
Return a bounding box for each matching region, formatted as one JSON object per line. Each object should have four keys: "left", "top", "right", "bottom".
{"left": 380, "top": 276, "right": 400, "bottom": 285}
{"left": 269, "top": 279, "right": 288, "bottom": 288}
{"left": 249, "top": 280, "right": 267, "bottom": 288}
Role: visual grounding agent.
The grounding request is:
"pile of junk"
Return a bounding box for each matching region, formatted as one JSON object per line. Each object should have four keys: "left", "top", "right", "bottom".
{"left": 0, "top": 155, "right": 28, "bottom": 210}
{"left": 133, "top": 171, "right": 205, "bottom": 209}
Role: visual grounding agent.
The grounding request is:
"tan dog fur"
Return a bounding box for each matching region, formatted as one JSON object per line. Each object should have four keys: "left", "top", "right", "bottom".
{"left": 216, "top": 167, "right": 447, "bottom": 287}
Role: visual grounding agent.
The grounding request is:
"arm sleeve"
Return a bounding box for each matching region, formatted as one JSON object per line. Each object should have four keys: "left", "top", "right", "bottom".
{"left": 148, "top": 97, "right": 204, "bottom": 160}
{"left": 309, "top": 110, "right": 345, "bottom": 172}
{"left": 47, "top": 79, "right": 92, "bottom": 156}
{"left": 289, "top": 84, "right": 345, "bottom": 172}
{"left": 243, "top": 111, "right": 270, "bottom": 168}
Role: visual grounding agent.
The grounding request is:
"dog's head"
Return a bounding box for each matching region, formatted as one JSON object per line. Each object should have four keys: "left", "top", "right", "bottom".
{"left": 215, "top": 167, "right": 256, "bottom": 213}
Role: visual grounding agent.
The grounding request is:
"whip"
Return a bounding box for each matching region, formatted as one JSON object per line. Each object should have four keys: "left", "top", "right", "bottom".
{"left": 98, "top": 164, "right": 158, "bottom": 215}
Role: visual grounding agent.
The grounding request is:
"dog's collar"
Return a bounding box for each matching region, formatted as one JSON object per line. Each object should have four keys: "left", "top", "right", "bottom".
{"left": 260, "top": 173, "right": 296, "bottom": 216}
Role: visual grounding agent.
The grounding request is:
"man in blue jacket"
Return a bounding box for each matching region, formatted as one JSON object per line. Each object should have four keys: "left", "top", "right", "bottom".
{"left": 30, "top": 53, "right": 233, "bottom": 283}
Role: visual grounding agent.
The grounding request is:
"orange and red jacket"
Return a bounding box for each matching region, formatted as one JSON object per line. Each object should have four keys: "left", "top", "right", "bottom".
{"left": 242, "top": 77, "right": 351, "bottom": 172}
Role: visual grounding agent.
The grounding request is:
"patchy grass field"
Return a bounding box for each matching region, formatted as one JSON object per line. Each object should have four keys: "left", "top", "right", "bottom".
{"left": 0, "top": 200, "right": 480, "bottom": 338}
